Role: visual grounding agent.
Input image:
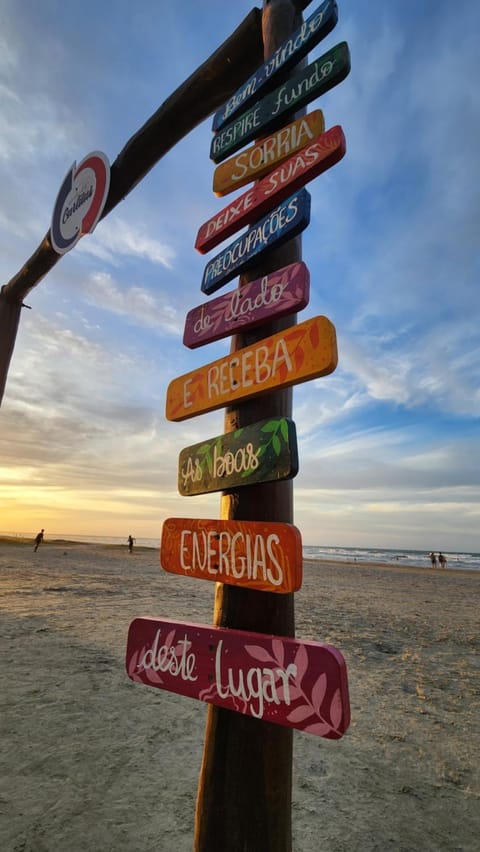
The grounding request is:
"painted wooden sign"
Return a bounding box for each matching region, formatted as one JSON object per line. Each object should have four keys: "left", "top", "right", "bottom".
{"left": 183, "top": 262, "right": 309, "bottom": 349}
{"left": 197, "top": 126, "right": 345, "bottom": 254}
{"left": 160, "top": 517, "right": 303, "bottom": 593}
{"left": 166, "top": 315, "right": 337, "bottom": 422}
{"left": 201, "top": 189, "right": 310, "bottom": 296}
{"left": 178, "top": 417, "right": 298, "bottom": 496}
{"left": 126, "top": 617, "right": 351, "bottom": 738}
{"left": 213, "top": 111, "right": 325, "bottom": 197}
{"left": 211, "top": 0, "right": 338, "bottom": 132}
{"left": 210, "top": 41, "right": 351, "bottom": 164}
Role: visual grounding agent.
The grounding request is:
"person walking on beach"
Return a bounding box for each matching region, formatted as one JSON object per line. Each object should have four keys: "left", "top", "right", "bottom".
{"left": 438, "top": 552, "right": 446, "bottom": 568}
{"left": 127, "top": 535, "right": 135, "bottom": 553}
{"left": 34, "top": 529, "right": 44, "bottom": 552}
{"left": 429, "top": 551, "right": 437, "bottom": 568}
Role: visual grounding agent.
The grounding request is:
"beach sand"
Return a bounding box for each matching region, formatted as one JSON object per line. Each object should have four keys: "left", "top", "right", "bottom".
{"left": 0, "top": 538, "right": 478, "bottom": 851}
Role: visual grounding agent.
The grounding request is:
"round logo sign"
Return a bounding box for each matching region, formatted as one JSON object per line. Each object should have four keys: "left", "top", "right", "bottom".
{"left": 50, "top": 151, "right": 110, "bottom": 255}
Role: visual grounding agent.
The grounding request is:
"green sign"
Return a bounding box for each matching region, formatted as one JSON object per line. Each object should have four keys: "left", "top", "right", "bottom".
{"left": 178, "top": 417, "right": 298, "bottom": 496}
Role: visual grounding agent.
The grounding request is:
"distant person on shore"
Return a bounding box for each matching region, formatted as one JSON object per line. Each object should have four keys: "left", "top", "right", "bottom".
{"left": 128, "top": 535, "right": 135, "bottom": 553}
{"left": 429, "top": 552, "right": 437, "bottom": 568}
{"left": 34, "top": 529, "right": 44, "bottom": 552}
{"left": 438, "top": 552, "right": 446, "bottom": 568}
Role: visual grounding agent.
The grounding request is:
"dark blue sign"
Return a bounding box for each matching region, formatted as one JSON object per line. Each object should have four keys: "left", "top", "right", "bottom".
{"left": 201, "top": 189, "right": 311, "bottom": 296}
{"left": 212, "top": 0, "right": 338, "bottom": 133}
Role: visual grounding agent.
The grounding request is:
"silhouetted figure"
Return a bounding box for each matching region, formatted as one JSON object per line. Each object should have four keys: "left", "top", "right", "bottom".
{"left": 34, "top": 529, "right": 44, "bottom": 552}
{"left": 429, "top": 551, "right": 437, "bottom": 568}
{"left": 438, "top": 552, "right": 446, "bottom": 568}
{"left": 128, "top": 535, "right": 135, "bottom": 553}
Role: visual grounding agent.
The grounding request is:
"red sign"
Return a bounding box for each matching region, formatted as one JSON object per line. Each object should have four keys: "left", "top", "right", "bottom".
{"left": 183, "top": 262, "right": 309, "bottom": 349}
{"left": 166, "top": 315, "right": 337, "bottom": 422}
{"left": 126, "top": 618, "right": 350, "bottom": 738}
{"left": 160, "top": 518, "right": 302, "bottom": 593}
{"left": 196, "top": 126, "right": 345, "bottom": 254}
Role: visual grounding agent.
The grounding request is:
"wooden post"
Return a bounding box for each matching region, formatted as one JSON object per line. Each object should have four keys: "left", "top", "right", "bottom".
{"left": 194, "top": 3, "right": 304, "bottom": 850}
{"left": 0, "top": 293, "right": 22, "bottom": 405}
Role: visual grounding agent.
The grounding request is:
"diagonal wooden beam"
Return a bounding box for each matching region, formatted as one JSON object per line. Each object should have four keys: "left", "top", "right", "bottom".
{"left": 0, "top": 2, "right": 316, "bottom": 405}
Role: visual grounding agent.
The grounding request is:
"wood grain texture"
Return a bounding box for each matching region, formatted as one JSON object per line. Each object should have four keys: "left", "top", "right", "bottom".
{"left": 195, "top": 4, "right": 315, "bottom": 850}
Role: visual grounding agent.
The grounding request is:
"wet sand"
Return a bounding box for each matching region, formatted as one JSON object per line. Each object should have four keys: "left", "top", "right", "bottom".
{"left": 0, "top": 538, "right": 478, "bottom": 851}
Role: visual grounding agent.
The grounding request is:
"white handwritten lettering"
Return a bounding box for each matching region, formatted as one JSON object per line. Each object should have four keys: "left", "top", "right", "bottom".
{"left": 203, "top": 196, "right": 300, "bottom": 288}
{"left": 178, "top": 529, "right": 284, "bottom": 586}
{"left": 215, "top": 639, "right": 297, "bottom": 718}
{"left": 213, "top": 442, "right": 260, "bottom": 478}
{"left": 271, "top": 59, "right": 335, "bottom": 117}
{"left": 140, "top": 630, "right": 198, "bottom": 682}
{"left": 206, "top": 336, "right": 293, "bottom": 399}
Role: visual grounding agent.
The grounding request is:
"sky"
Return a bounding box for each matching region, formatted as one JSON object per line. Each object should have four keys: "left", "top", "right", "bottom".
{"left": 0, "top": 0, "right": 479, "bottom": 551}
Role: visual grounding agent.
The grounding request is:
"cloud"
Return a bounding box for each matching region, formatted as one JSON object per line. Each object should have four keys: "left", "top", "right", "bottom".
{"left": 78, "top": 216, "right": 176, "bottom": 268}
{"left": 81, "top": 272, "right": 182, "bottom": 335}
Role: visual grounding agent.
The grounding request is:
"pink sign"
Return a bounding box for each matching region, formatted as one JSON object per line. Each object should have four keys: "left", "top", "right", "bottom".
{"left": 195, "top": 125, "right": 345, "bottom": 254}
{"left": 183, "top": 262, "right": 309, "bottom": 349}
{"left": 126, "top": 617, "right": 350, "bottom": 738}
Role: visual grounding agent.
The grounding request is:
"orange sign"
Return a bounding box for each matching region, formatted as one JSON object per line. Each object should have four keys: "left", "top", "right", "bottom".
{"left": 212, "top": 111, "right": 325, "bottom": 197}
{"left": 165, "top": 315, "right": 337, "bottom": 422}
{"left": 160, "top": 518, "right": 303, "bottom": 593}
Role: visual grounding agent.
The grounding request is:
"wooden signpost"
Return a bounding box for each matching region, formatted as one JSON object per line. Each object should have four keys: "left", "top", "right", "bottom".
{"left": 210, "top": 41, "right": 351, "bottom": 163}
{"left": 183, "top": 262, "right": 310, "bottom": 349}
{"left": 126, "top": 617, "right": 350, "bottom": 737}
{"left": 211, "top": 0, "right": 338, "bottom": 132}
{"left": 212, "top": 110, "right": 325, "bottom": 197}
{"left": 178, "top": 416, "right": 298, "bottom": 496}
{"left": 201, "top": 188, "right": 311, "bottom": 295}
{"left": 166, "top": 315, "right": 337, "bottom": 422}
{"left": 124, "top": 3, "right": 352, "bottom": 849}
{"left": 197, "top": 125, "right": 345, "bottom": 253}
{"left": 160, "top": 518, "right": 303, "bottom": 593}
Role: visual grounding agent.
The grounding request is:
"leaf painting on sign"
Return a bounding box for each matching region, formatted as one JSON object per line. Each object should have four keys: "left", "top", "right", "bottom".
{"left": 183, "top": 262, "right": 310, "bottom": 349}
{"left": 126, "top": 618, "right": 351, "bottom": 738}
{"left": 201, "top": 188, "right": 311, "bottom": 295}
{"left": 178, "top": 417, "right": 298, "bottom": 496}
{"left": 166, "top": 315, "right": 338, "bottom": 422}
{"left": 210, "top": 41, "right": 351, "bottom": 163}
{"left": 211, "top": 0, "right": 338, "bottom": 132}
{"left": 160, "top": 517, "right": 303, "bottom": 593}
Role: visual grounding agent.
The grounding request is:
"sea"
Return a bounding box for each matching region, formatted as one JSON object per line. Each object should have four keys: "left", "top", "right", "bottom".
{"left": 3, "top": 532, "right": 479, "bottom": 572}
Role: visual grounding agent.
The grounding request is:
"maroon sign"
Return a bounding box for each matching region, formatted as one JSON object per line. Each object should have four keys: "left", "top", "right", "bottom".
{"left": 126, "top": 617, "right": 350, "bottom": 738}
{"left": 196, "top": 125, "right": 345, "bottom": 254}
{"left": 183, "top": 262, "right": 309, "bottom": 349}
